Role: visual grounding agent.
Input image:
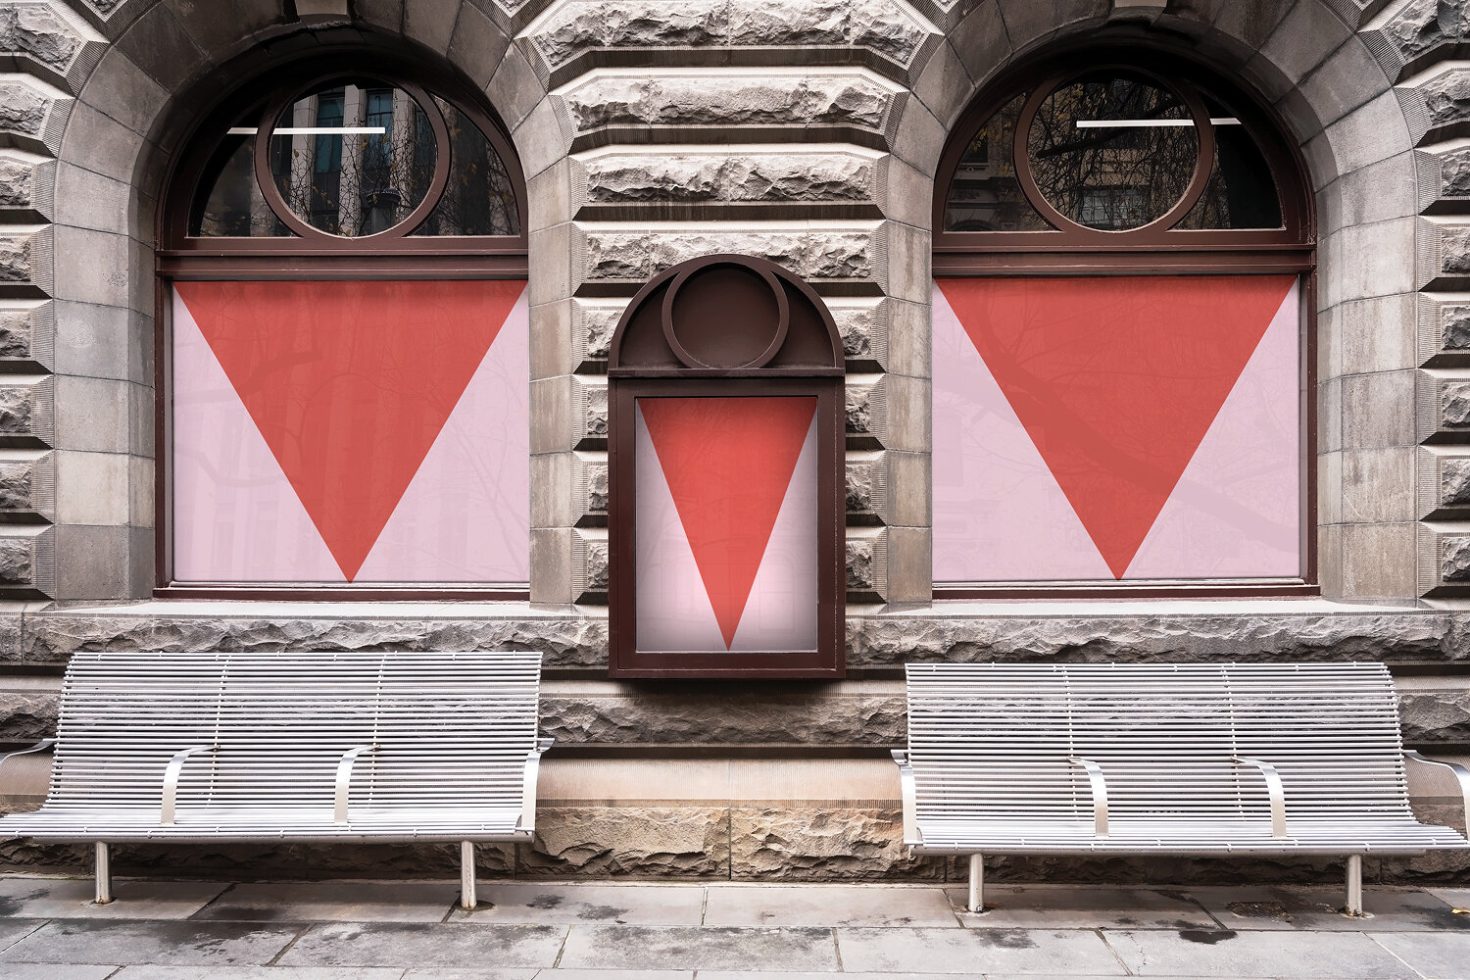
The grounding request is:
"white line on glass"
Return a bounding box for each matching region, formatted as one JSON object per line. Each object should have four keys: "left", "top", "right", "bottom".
{"left": 1075, "top": 117, "right": 1241, "bottom": 128}
{"left": 226, "top": 126, "right": 389, "bottom": 135}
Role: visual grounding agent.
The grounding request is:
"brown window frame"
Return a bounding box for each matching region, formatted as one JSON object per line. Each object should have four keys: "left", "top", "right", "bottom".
{"left": 931, "top": 41, "right": 1318, "bottom": 600}
{"left": 154, "top": 48, "right": 530, "bottom": 601}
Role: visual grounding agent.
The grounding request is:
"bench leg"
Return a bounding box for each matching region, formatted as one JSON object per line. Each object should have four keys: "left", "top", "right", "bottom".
{"left": 1344, "top": 854, "right": 1363, "bottom": 916}
{"left": 94, "top": 843, "right": 112, "bottom": 905}
{"left": 459, "top": 841, "right": 477, "bottom": 911}
{"left": 967, "top": 854, "right": 984, "bottom": 913}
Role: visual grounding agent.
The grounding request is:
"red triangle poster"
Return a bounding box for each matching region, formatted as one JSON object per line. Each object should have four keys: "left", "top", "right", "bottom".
{"left": 174, "top": 279, "right": 525, "bottom": 581}
{"left": 640, "top": 396, "right": 816, "bottom": 648}
{"left": 936, "top": 275, "right": 1294, "bottom": 578}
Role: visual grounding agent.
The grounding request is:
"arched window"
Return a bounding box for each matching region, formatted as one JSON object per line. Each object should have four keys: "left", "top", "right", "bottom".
{"left": 932, "top": 47, "right": 1313, "bottom": 597}
{"left": 158, "top": 59, "right": 529, "bottom": 599}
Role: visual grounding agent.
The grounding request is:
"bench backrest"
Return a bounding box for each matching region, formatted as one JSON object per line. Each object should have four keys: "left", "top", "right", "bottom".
{"left": 905, "top": 662, "right": 1411, "bottom": 826}
{"left": 45, "top": 650, "right": 542, "bottom": 814}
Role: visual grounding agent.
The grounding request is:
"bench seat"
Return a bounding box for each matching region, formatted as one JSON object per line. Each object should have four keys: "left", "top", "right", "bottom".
{"left": 0, "top": 649, "right": 551, "bottom": 908}
{"left": 896, "top": 662, "right": 1470, "bottom": 914}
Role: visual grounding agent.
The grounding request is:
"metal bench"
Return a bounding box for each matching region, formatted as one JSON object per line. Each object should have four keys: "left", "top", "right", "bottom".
{"left": 0, "top": 650, "right": 551, "bottom": 909}
{"left": 894, "top": 662, "right": 1470, "bottom": 915}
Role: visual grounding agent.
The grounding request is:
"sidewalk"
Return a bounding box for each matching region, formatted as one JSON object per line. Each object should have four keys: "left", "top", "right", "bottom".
{"left": 0, "top": 877, "right": 1465, "bottom": 978}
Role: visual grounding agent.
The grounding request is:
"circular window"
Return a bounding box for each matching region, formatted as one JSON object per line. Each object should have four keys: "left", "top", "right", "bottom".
{"left": 1024, "top": 71, "right": 1201, "bottom": 232}
{"left": 264, "top": 79, "right": 440, "bottom": 237}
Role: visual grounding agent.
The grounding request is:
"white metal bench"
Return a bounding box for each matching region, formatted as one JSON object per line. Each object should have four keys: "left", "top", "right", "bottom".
{"left": 894, "top": 662, "right": 1470, "bottom": 915}
{"left": 0, "top": 650, "right": 551, "bottom": 909}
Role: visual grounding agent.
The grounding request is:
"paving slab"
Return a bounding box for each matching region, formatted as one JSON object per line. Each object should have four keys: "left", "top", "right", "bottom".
{"left": 278, "top": 921, "right": 565, "bottom": 969}
{"left": 451, "top": 882, "right": 704, "bottom": 925}
{"left": 1, "top": 966, "right": 118, "bottom": 980}
{"left": 696, "top": 973, "right": 983, "bottom": 980}
{"left": 558, "top": 924, "right": 838, "bottom": 972}
{"left": 1104, "top": 928, "right": 1419, "bottom": 978}
{"left": 194, "top": 880, "right": 460, "bottom": 923}
{"left": 532, "top": 971, "right": 693, "bottom": 979}
{"left": 944, "top": 885, "right": 1217, "bottom": 930}
{"left": 113, "top": 969, "right": 404, "bottom": 979}
{"left": 0, "top": 877, "right": 230, "bottom": 920}
{"left": 0, "top": 918, "right": 42, "bottom": 951}
{"left": 0, "top": 919, "right": 300, "bottom": 966}
{"left": 836, "top": 926, "right": 1125, "bottom": 975}
{"left": 704, "top": 884, "right": 960, "bottom": 928}
{"left": 1190, "top": 885, "right": 1470, "bottom": 932}
{"left": 1369, "top": 931, "right": 1470, "bottom": 980}
{"left": 398, "top": 971, "right": 539, "bottom": 980}
{"left": 1426, "top": 887, "right": 1470, "bottom": 910}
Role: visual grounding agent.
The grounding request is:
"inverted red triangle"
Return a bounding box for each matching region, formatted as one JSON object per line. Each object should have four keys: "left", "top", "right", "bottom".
{"left": 175, "top": 279, "right": 525, "bottom": 581}
{"left": 937, "top": 275, "right": 1294, "bottom": 578}
{"left": 640, "top": 397, "right": 816, "bottom": 649}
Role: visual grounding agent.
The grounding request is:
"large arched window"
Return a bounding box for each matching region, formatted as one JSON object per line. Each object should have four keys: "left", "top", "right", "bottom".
{"left": 932, "top": 45, "right": 1314, "bottom": 598}
{"left": 158, "top": 56, "right": 529, "bottom": 599}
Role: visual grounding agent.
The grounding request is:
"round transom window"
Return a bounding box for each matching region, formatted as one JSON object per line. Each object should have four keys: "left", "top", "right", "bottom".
{"left": 267, "top": 79, "right": 438, "bottom": 237}
{"left": 1026, "top": 72, "right": 1199, "bottom": 231}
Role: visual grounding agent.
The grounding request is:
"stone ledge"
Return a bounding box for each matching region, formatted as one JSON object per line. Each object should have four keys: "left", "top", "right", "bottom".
{"left": 9, "top": 600, "right": 1470, "bottom": 668}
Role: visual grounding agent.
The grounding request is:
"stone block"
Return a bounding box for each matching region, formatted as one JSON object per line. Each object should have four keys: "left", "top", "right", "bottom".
{"left": 1322, "top": 293, "right": 1414, "bottom": 377}
{"left": 577, "top": 374, "right": 606, "bottom": 444}
{"left": 571, "top": 296, "right": 623, "bottom": 363}
{"left": 574, "top": 221, "right": 881, "bottom": 289}
{"left": 1320, "top": 151, "right": 1415, "bottom": 233}
{"left": 1251, "top": 0, "right": 1353, "bottom": 90}
{"left": 1399, "top": 680, "right": 1470, "bottom": 744}
{"left": 0, "top": 225, "right": 51, "bottom": 297}
{"left": 0, "top": 148, "right": 52, "bottom": 221}
{"left": 0, "top": 448, "right": 52, "bottom": 519}
{"left": 0, "top": 298, "right": 51, "bottom": 368}
{"left": 882, "top": 522, "right": 930, "bottom": 603}
{"left": 0, "top": 72, "right": 70, "bottom": 157}
{"left": 0, "top": 523, "right": 52, "bottom": 594}
{"left": 844, "top": 374, "right": 882, "bottom": 438}
{"left": 54, "top": 374, "right": 133, "bottom": 452}
{"left": 1362, "top": 0, "right": 1468, "bottom": 81}
{"left": 54, "top": 99, "right": 141, "bottom": 183}
{"left": 1341, "top": 520, "right": 1418, "bottom": 600}
{"left": 54, "top": 521, "right": 136, "bottom": 599}
{"left": 1297, "top": 34, "right": 1391, "bottom": 131}
{"left": 1416, "top": 217, "right": 1470, "bottom": 289}
{"left": 555, "top": 68, "right": 904, "bottom": 141}
{"left": 828, "top": 295, "right": 886, "bottom": 368}
{"left": 1342, "top": 370, "right": 1414, "bottom": 449}
{"left": 846, "top": 525, "right": 885, "bottom": 596}
{"left": 572, "top": 526, "right": 606, "bottom": 598}
{"left": 730, "top": 806, "right": 938, "bottom": 880}
{"left": 487, "top": 44, "right": 543, "bottom": 135}
{"left": 846, "top": 450, "right": 881, "bottom": 517}
{"left": 55, "top": 448, "right": 128, "bottom": 525}
{"left": 77, "top": 46, "right": 165, "bottom": 140}
{"left": 110, "top": 1, "right": 206, "bottom": 94}
{"left": 1324, "top": 90, "right": 1412, "bottom": 180}
{"left": 164, "top": 0, "right": 282, "bottom": 62}
{"left": 0, "top": 2, "right": 107, "bottom": 92}
{"left": 0, "top": 688, "right": 56, "bottom": 741}
{"left": 52, "top": 299, "right": 144, "bottom": 382}
{"left": 0, "top": 374, "right": 52, "bottom": 447}
{"left": 876, "top": 373, "right": 927, "bottom": 451}
{"left": 947, "top": 0, "right": 1009, "bottom": 88}
{"left": 1341, "top": 446, "right": 1415, "bottom": 523}
{"left": 525, "top": 0, "right": 934, "bottom": 77}
{"left": 996, "top": 0, "right": 1107, "bottom": 54}
{"left": 51, "top": 225, "right": 134, "bottom": 307}
{"left": 879, "top": 449, "right": 928, "bottom": 527}
{"left": 446, "top": 4, "right": 510, "bottom": 91}
{"left": 510, "top": 94, "right": 570, "bottom": 181}
{"left": 52, "top": 159, "right": 133, "bottom": 234}
{"left": 1418, "top": 367, "right": 1470, "bottom": 442}
{"left": 1422, "top": 521, "right": 1470, "bottom": 594}
{"left": 574, "top": 145, "right": 881, "bottom": 212}
{"left": 529, "top": 375, "right": 575, "bottom": 454}
{"left": 521, "top": 805, "right": 728, "bottom": 876}
{"left": 1418, "top": 446, "right": 1470, "bottom": 517}
{"left": 1321, "top": 218, "right": 1413, "bottom": 308}
{"left": 529, "top": 525, "right": 575, "bottom": 603}
{"left": 402, "top": 0, "right": 458, "bottom": 53}
{"left": 579, "top": 451, "right": 607, "bottom": 517}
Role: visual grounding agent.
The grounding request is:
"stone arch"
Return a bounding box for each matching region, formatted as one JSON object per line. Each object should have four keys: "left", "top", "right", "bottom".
{"left": 37, "top": 0, "right": 560, "bottom": 600}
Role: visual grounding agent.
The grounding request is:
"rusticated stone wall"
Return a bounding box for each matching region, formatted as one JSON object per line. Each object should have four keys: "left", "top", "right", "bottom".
{"left": 0, "top": 0, "right": 1465, "bottom": 886}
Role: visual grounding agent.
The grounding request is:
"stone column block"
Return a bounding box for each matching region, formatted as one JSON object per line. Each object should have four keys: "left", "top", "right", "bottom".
{"left": 847, "top": 525, "right": 886, "bottom": 598}
{"left": 572, "top": 526, "right": 607, "bottom": 601}
{"left": 0, "top": 73, "right": 72, "bottom": 155}
{"left": 571, "top": 297, "right": 622, "bottom": 366}
{"left": 1415, "top": 292, "right": 1470, "bottom": 367}
{"left": 846, "top": 450, "right": 883, "bottom": 521}
{"left": 845, "top": 374, "right": 884, "bottom": 444}
{"left": 1361, "top": 0, "right": 1468, "bottom": 82}
{"left": 0, "top": 298, "right": 52, "bottom": 369}
{"left": 1418, "top": 446, "right": 1470, "bottom": 519}
{"left": 1398, "top": 62, "right": 1470, "bottom": 144}
{"left": 0, "top": 523, "right": 52, "bottom": 594}
{"left": 0, "top": 447, "right": 52, "bottom": 520}
{"left": 0, "top": 374, "right": 52, "bottom": 447}
{"left": 0, "top": 224, "right": 52, "bottom": 297}
{"left": 0, "top": 148, "right": 53, "bottom": 222}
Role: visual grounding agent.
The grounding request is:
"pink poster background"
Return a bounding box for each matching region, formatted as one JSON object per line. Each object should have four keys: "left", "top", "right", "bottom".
{"left": 932, "top": 279, "right": 1302, "bottom": 584}
{"left": 170, "top": 284, "right": 530, "bottom": 586}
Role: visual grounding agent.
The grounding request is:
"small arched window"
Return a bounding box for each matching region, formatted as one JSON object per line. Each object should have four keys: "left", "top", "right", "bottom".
{"left": 932, "top": 47, "right": 1314, "bottom": 597}
{"left": 158, "top": 61, "right": 529, "bottom": 599}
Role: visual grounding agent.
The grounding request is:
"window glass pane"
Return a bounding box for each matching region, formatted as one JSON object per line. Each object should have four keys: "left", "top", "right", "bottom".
{"left": 170, "top": 279, "right": 530, "bottom": 586}
{"left": 1026, "top": 72, "right": 1197, "bottom": 230}
{"left": 410, "top": 98, "right": 521, "bottom": 237}
{"left": 943, "top": 94, "right": 1051, "bottom": 232}
{"left": 267, "top": 80, "right": 438, "bottom": 237}
{"left": 190, "top": 112, "right": 291, "bottom": 237}
{"left": 931, "top": 275, "right": 1302, "bottom": 585}
{"left": 1176, "top": 100, "right": 1283, "bottom": 230}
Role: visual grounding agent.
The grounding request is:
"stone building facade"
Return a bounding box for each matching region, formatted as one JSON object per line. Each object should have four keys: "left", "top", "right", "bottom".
{"left": 0, "top": 0, "right": 1468, "bottom": 883}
